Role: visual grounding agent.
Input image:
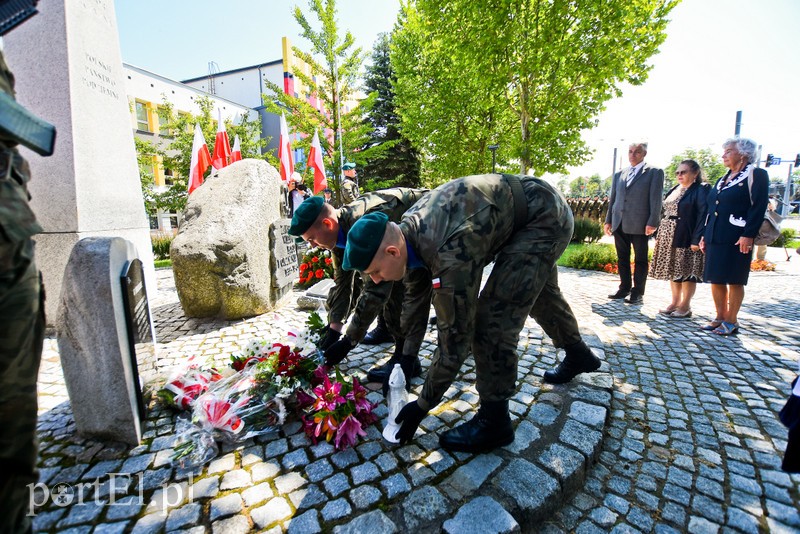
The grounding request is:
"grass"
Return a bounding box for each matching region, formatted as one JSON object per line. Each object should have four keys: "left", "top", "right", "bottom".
{"left": 154, "top": 259, "right": 172, "bottom": 269}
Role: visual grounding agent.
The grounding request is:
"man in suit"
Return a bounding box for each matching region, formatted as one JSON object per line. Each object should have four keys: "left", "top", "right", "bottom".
{"left": 604, "top": 142, "right": 664, "bottom": 304}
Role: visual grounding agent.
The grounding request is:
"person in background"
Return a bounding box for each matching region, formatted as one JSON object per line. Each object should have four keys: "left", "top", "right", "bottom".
{"left": 648, "top": 160, "right": 710, "bottom": 318}
{"left": 699, "top": 137, "right": 769, "bottom": 335}
{"left": 288, "top": 172, "right": 310, "bottom": 217}
{"left": 323, "top": 187, "right": 333, "bottom": 204}
{"left": 341, "top": 162, "right": 360, "bottom": 204}
{"left": 604, "top": 142, "right": 664, "bottom": 304}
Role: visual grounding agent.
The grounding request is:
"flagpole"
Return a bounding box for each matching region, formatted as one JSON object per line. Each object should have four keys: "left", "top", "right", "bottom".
{"left": 333, "top": 56, "right": 345, "bottom": 193}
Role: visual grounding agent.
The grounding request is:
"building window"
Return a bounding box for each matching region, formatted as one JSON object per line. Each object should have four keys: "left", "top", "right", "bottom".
{"left": 157, "top": 107, "right": 173, "bottom": 137}
{"left": 135, "top": 101, "right": 152, "bottom": 132}
{"left": 164, "top": 168, "right": 175, "bottom": 186}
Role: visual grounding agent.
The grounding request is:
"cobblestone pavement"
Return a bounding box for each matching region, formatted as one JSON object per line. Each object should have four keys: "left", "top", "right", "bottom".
{"left": 32, "top": 252, "right": 800, "bottom": 533}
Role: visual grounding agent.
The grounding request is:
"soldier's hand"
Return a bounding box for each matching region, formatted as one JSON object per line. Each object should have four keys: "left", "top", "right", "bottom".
{"left": 395, "top": 401, "right": 427, "bottom": 444}
{"left": 318, "top": 327, "right": 342, "bottom": 351}
{"left": 324, "top": 336, "right": 356, "bottom": 367}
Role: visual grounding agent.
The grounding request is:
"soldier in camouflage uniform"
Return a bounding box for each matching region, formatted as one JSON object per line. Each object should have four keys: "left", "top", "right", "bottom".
{"left": 0, "top": 48, "right": 47, "bottom": 534}
{"left": 288, "top": 188, "right": 430, "bottom": 384}
{"left": 343, "top": 174, "right": 602, "bottom": 453}
{"left": 340, "top": 162, "right": 360, "bottom": 204}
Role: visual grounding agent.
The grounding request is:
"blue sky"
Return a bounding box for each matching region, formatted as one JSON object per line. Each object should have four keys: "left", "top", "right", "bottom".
{"left": 115, "top": 0, "right": 800, "bottom": 180}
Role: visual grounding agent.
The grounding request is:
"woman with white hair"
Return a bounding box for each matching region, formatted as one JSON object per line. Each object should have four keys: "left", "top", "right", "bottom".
{"left": 698, "top": 137, "right": 769, "bottom": 335}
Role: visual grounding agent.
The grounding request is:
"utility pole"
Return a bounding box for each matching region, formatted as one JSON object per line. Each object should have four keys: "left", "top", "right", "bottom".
{"left": 734, "top": 110, "right": 742, "bottom": 135}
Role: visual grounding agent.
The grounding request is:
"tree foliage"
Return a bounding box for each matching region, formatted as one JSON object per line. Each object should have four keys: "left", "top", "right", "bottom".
{"left": 569, "top": 173, "right": 609, "bottom": 197}
{"left": 261, "top": 0, "right": 376, "bottom": 204}
{"left": 391, "top": 0, "right": 679, "bottom": 184}
{"left": 135, "top": 95, "right": 267, "bottom": 216}
{"left": 359, "top": 33, "right": 422, "bottom": 191}
{"left": 664, "top": 147, "right": 726, "bottom": 190}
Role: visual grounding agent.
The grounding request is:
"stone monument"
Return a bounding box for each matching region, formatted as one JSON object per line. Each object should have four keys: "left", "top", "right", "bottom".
{"left": 57, "top": 237, "right": 153, "bottom": 445}
{"left": 3, "top": 0, "right": 156, "bottom": 322}
{"left": 170, "top": 160, "right": 297, "bottom": 319}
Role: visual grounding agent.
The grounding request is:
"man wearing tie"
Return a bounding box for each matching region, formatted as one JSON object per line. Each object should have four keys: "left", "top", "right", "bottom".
{"left": 604, "top": 142, "right": 664, "bottom": 304}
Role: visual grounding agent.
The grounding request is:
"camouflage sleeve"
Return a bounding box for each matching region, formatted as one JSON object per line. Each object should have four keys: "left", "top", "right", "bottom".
{"left": 417, "top": 266, "right": 479, "bottom": 411}
{"left": 326, "top": 248, "right": 354, "bottom": 324}
{"left": 344, "top": 278, "right": 393, "bottom": 342}
{"left": 398, "top": 268, "right": 432, "bottom": 358}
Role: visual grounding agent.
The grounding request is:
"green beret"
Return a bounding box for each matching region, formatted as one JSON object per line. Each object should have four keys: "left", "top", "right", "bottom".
{"left": 342, "top": 162, "right": 356, "bottom": 170}
{"left": 343, "top": 212, "right": 388, "bottom": 271}
{"left": 288, "top": 196, "right": 324, "bottom": 236}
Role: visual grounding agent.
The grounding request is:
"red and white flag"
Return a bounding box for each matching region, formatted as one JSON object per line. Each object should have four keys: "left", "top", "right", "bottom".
{"left": 211, "top": 108, "right": 231, "bottom": 170}
{"left": 278, "top": 112, "right": 294, "bottom": 182}
{"left": 308, "top": 129, "right": 327, "bottom": 194}
{"left": 188, "top": 123, "right": 212, "bottom": 195}
{"left": 230, "top": 135, "right": 242, "bottom": 163}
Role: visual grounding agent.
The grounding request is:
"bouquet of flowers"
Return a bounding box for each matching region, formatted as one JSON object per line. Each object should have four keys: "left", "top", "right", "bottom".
{"left": 173, "top": 337, "right": 325, "bottom": 467}
{"left": 302, "top": 369, "right": 378, "bottom": 450}
{"left": 297, "top": 247, "right": 334, "bottom": 289}
{"left": 157, "top": 358, "right": 227, "bottom": 411}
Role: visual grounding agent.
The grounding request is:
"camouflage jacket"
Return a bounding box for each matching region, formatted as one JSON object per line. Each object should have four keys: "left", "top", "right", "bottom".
{"left": 0, "top": 49, "right": 42, "bottom": 253}
{"left": 329, "top": 187, "right": 428, "bottom": 345}
{"left": 400, "top": 174, "right": 572, "bottom": 410}
{"left": 340, "top": 178, "right": 360, "bottom": 204}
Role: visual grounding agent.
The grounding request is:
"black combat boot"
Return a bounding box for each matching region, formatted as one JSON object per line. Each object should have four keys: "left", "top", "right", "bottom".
{"left": 362, "top": 316, "right": 394, "bottom": 345}
{"left": 439, "top": 400, "right": 514, "bottom": 453}
{"left": 366, "top": 339, "right": 422, "bottom": 383}
{"left": 543, "top": 340, "right": 601, "bottom": 384}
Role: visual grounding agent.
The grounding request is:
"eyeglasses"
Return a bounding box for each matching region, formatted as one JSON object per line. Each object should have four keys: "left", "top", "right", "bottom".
{"left": 675, "top": 170, "right": 690, "bottom": 176}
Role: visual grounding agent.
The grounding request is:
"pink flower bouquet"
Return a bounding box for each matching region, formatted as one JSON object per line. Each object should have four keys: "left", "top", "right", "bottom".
{"left": 302, "top": 370, "right": 378, "bottom": 450}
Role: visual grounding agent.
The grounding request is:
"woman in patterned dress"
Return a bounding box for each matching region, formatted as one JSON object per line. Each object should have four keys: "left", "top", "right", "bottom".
{"left": 649, "top": 160, "right": 710, "bottom": 318}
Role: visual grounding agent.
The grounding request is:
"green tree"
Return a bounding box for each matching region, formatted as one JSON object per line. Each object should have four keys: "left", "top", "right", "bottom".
{"left": 261, "top": 0, "right": 376, "bottom": 204}
{"left": 359, "top": 33, "right": 421, "bottom": 191}
{"left": 664, "top": 147, "right": 726, "bottom": 190}
{"left": 569, "top": 174, "right": 604, "bottom": 197}
{"left": 392, "top": 0, "right": 679, "bottom": 184}
{"left": 136, "top": 95, "right": 267, "bottom": 216}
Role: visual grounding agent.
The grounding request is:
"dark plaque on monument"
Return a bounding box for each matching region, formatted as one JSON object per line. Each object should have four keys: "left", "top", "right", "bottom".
{"left": 120, "top": 258, "right": 152, "bottom": 422}
{"left": 270, "top": 218, "right": 300, "bottom": 287}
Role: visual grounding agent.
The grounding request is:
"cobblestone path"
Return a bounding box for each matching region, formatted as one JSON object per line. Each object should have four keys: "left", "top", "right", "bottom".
{"left": 32, "top": 261, "right": 800, "bottom": 533}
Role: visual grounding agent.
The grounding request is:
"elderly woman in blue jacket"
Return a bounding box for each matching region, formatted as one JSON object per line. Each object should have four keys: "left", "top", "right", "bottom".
{"left": 699, "top": 137, "right": 769, "bottom": 335}
{"left": 649, "top": 159, "right": 710, "bottom": 318}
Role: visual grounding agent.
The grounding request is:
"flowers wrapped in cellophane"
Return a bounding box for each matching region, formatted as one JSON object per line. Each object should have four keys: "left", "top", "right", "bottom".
{"left": 172, "top": 334, "right": 324, "bottom": 468}
{"left": 156, "top": 357, "right": 229, "bottom": 411}
{"left": 302, "top": 368, "right": 378, "bottom": 451}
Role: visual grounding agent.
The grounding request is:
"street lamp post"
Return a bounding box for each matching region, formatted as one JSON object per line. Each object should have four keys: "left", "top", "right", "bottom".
{"left": 488, "top": 144, "right": 499, "bottom": 173}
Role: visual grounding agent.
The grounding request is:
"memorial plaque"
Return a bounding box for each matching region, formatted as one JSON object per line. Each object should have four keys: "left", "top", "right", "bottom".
{"left": 120, "top": 259, "right": 153, "bottom": 421}
{"left": 270, "top": 219, "right": 299, "bottom": 287}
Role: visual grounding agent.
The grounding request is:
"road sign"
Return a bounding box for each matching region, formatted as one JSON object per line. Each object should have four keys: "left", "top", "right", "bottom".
{"left": 772, "top": 157, "right": 782, "bottom": 165}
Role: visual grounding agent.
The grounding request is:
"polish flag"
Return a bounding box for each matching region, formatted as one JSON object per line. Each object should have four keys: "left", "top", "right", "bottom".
{"left": 278, "top": 112, "right": 294, "bottom": 182}
{"left": 230, "top": 135, "right": 242, "bottom": 163}
{"left": 211, "top": 109, "right": 231, "bottom": 170}
{"left": 188, "top": 123, "right": 212, "bottom": 195}
{"left": 308, "top": 129, "right": 327, "bottom": 194}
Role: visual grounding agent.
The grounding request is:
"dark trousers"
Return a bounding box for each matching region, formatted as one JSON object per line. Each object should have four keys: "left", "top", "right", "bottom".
{"left": 613, "top": 229, "right": 649, "bottom": 295}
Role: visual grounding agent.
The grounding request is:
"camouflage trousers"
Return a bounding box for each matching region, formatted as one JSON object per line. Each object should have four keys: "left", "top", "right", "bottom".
{"left": 472, "top": 229, "right": 581, "bottom": 402}
{"left": 0, "top": 238, "right": 45, "bottom": 534}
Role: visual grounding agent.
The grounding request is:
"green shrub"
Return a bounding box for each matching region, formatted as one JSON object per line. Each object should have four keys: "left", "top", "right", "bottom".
{"left": 558, "top": 243, "right": 618, "bottom": 271}
{"left": 772, "top": 227, "right": 797, "bottom": 248}
{"left": 572, "top": 217, "right": 603, "bottom": 243}
{"left": 154, "top": 258, "right": 172, "bottom": 269}
{"left": 151, "top": 232, "right": 174, "bottom": 260}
